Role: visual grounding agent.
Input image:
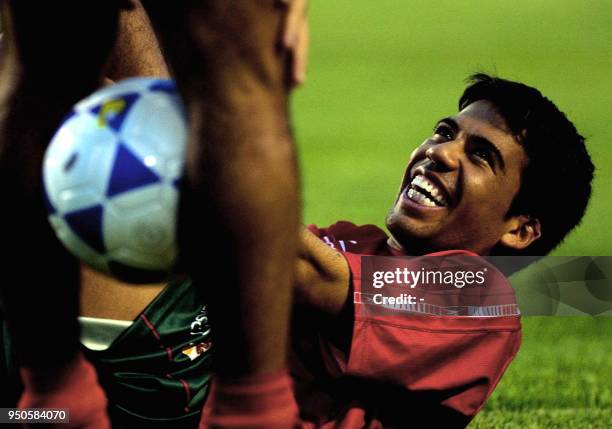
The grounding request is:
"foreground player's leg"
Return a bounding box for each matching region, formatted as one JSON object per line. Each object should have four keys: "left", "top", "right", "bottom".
{"left": 143, "top": 1, "right": 300, "bottom": 426}
{"left": 0, "top": 2, "right": 121, "bottom": 426}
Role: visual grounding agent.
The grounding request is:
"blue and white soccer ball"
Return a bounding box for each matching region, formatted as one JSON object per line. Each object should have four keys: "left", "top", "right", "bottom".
{"left": 43, "top": 77, "right": 187, "bottom": 283}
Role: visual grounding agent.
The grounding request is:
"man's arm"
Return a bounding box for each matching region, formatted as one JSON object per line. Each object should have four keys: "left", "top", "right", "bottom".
{"left": 295, "top": 227, "right": 351, "bottom": 316}
{"left": 104, "top": 0, "right": 169, "bottom": 81}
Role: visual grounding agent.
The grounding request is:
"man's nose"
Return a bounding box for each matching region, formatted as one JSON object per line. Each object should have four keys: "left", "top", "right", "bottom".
{"left": 425, "top": 140, "right": 461, "bottom": 172}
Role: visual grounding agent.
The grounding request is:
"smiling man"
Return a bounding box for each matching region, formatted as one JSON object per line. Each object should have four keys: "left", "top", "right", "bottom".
{"left": 291, "top": 73, "right": 594, "bottom": 427}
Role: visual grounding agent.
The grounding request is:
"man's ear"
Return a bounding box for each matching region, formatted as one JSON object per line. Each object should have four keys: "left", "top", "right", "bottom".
{"left": 499, "top": 215, "right": 541, "bottom": 250}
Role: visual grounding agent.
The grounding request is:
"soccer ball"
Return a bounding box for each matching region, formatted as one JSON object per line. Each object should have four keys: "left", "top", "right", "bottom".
{"left": 43, "top": 77, "right": 187, "bottom": 283}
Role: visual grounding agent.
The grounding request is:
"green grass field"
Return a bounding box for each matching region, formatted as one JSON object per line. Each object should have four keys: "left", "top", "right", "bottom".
{"left": 294, "top": 1, "right": 611, "bottom": 427}
{"left": 470, "top": 318, "right": 612, "bottom": 428}
{"left": 294, "top": 0, "right": 611, "bottom": 256}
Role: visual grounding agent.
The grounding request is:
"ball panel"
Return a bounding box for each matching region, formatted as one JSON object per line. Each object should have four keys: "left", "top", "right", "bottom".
{"left": 89, "top": 93, "right": 140, "bottom": 133}
{"left": 64, "top": 204, "right": 106, "bottom": 254}
{"left": 148, "top": 80, "right": 177, "bottom": 94}
{"left": 104, "top": 184, "right": 176, "bottom": 266}
{"left": 44, "top": 113, "right": 118, "bottom": 213}
{"left": 106, "top": 143, "right": 162, "bottom": 198}
{"left": 120, "top": 91, "right": 187, "bottom": 168}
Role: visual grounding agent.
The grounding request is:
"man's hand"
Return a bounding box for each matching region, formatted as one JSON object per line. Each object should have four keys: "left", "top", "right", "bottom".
{"left": 280, "top": 0, "right": 309, "bottom": 87}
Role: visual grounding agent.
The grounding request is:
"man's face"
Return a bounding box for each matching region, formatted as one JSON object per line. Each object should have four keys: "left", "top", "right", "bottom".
{"left": 386, "top": 100, "right": 529, "bottom": 255}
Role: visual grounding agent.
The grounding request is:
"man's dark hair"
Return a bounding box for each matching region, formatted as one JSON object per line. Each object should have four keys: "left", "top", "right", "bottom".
{"left": 459, "top": 73, "right": 594, "bottom": 256}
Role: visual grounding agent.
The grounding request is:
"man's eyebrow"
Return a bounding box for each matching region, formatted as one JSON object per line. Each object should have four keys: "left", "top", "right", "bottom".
{"left": 435, "top": 117, "right": 460, "bottom": 133}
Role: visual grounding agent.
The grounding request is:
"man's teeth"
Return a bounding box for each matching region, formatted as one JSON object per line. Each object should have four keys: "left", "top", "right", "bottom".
{"left": 407, "top": 187, "right": 437, "bottom": 207}
{"left": 407, "top": 175, "right": 448, "bottom": 207}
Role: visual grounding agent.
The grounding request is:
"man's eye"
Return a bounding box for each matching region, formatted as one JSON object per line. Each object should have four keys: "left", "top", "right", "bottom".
{"left": 473, "top": 148, "right": 492, "bottom": 165}
{"left": 433, "top": 124, "right": 453, "bottom": 140}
